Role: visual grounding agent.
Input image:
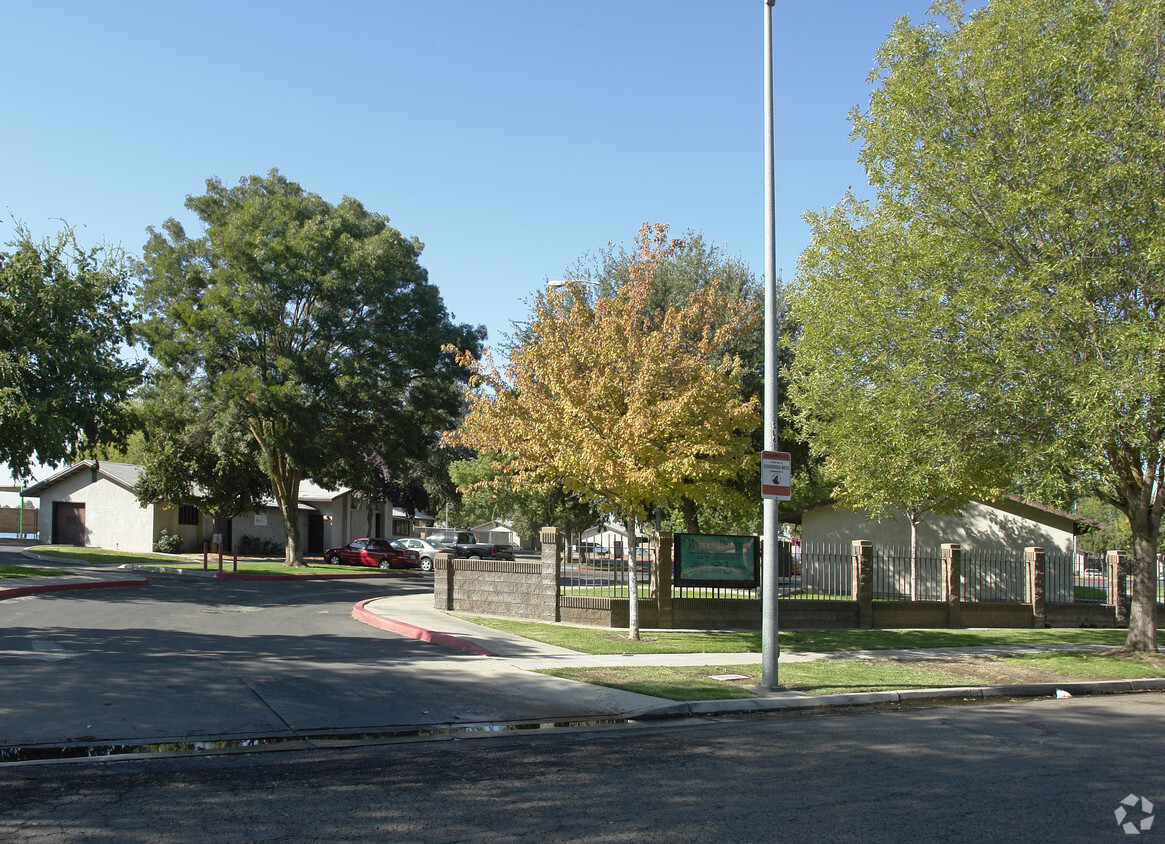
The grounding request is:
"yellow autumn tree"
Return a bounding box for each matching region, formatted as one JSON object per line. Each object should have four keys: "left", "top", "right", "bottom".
{"left": 450, "top": 224, "right": 758, "bottom": 638}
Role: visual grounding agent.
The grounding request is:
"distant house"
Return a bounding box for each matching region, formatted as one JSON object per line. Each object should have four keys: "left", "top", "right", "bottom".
{"left": 581, "top": 522, "right": 650, "bottom": 557}
{"left": 784, "top": 495, "right": 1096, "bottom": 554}
{"left": 470, "top": 520, "right": 525, "bottom": 550}
{"left": 23, "top": 460, "right": 432, "bottom": 554}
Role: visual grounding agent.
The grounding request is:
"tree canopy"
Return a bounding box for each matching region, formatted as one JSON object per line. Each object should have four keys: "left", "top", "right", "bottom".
{"left": 137, "top": 170, "right": 484, "bottom": 564}
{"left": 790, "top": 0, "right": 1164, "bottom": 649}
{"left": 0, "top": 225, "right": 141, "bottom": 481}
{"left": 451, "top": 223, "right": 758, "bottom": 637}
{"left": 555, "top": 230, "right": 769, "bottom": 534}
{"left": 131, "top": 374, "right": 271, "bottom": 528}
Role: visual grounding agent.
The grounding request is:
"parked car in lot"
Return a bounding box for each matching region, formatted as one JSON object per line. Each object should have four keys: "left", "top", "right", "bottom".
{"left": 397, "top": 537, "right": 452, "bottom": 572}
{"left": 423, "top": 529, "right": 514, "bottom": 561}
{"left": 423, "top": 529, "right": 476, "bottom": 546}
{"left": 323, "top": 538, "right": 420, "bottom": 569}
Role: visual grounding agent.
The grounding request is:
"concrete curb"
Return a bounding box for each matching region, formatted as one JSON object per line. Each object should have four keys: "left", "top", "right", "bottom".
{"left": 121, "top": 564, "right": 421, "bottom": 581}
{"left": 634, "top": 678, "right": 1165, "bottom": 719}
{"left": 0, "top": 577, "right": 149, "bottom": 601}
{"left": 216, "top": 570, "right": 422, "bottom": 581}
{"left": 351, "top": 599, "right": 498, "bottom": 656}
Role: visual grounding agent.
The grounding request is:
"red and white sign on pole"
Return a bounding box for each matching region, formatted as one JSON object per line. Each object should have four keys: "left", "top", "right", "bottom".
{"left": 761, "top": 451, "right": 791, "bottom": 501}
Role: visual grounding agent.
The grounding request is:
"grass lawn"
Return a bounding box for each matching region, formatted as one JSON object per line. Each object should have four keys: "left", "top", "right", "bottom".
{"left": 26, "top": 546, "right": 394, "bottom": 576}
{"left": 0, "top": 562, "right": 70, "bottom": 579}
{"left": 134, "top": 558, "right": 387, "bottom": 576}
{"left": 457, "top": 615, "right": 1153, "bottom": 654}
{"left": 29, "top": 546, "right": 200, "bottom": 566}
{"left": 540, "top": 652, "right": 1165, "bottom": 701}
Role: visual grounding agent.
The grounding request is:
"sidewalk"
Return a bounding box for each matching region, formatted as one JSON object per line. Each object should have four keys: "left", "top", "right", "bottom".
{"left": 353, "top": 592, "right": 1165, "bottom": 715}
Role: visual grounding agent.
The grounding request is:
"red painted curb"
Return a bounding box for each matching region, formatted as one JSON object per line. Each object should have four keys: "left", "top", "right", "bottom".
{"left": 351, "top": 599, "right": 498, "bottom": 656}
{"left": 0, "top": 578, "right": 149, "bottom": 600}
{"left": 216, "top": 570, "right": 422, "bottom": 581}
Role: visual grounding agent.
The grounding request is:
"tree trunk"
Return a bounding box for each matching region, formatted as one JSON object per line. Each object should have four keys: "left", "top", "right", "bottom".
{"left": 680, "top": 496, "right": 699, "bottom": 534}
{"left": 268, "top": 455, "right": 304, "bottom": 567}
{"left": 626, "top": 513, "right": 640, "bottom": 640}
{"left": 908, "top": 509, "right": 920, "bottom": 602}
{"left": 1120, "top": 491, "right": 1160, "bottom": 652}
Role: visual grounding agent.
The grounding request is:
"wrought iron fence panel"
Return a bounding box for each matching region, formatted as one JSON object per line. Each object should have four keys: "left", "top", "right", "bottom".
{"left": 872, "top": 546, "right": 944, "bottom": 601}
{"left": 1045, "top": 550, "right": 1108, "bottom": 603}
{"left": 794, "top": 542, "right": 853, "bottom": 600}
{"left": 561, "top": 551, "right": 650, "bottom": 599}
{"left": 1043, "top": 551, "right": 1076, "bottom": 603}
{"left": 1070, "top": 551, "right": 1109, "bottom": 603}
{"left": 961, "top": 549, "right": 1026, "bottom": 603}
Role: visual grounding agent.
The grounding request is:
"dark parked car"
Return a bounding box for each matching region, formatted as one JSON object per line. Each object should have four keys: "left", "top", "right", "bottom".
{"left": 323, "top": 538, "right": 420, "bottom": 569}
{"left": 423, "top": 528, "right": 514, "bottom": 561}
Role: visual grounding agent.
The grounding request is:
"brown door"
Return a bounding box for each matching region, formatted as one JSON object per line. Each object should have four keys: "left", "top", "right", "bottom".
{"left": 52, "top": 502, "right": 86, "bottom": 545}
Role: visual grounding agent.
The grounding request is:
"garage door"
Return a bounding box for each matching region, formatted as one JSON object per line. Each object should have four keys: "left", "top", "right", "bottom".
{"left": 52, "top": 502, "right": 86, "bottom": 545}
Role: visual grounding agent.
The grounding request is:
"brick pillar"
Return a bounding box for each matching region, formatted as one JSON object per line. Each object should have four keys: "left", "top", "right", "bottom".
{"left": 853, "top": 540, "right": 873, "bottom": 628}
{"left": 1026, "top": 546, "right": 1046, "bottom": 627}
{"left": 943, "top": 543, "right": 962, "bottom": 627}
{"left": 654, "top": 532, "right": 673, "bottom": 627}
{"left": 1107, "top": 550, "right": 1130, "bottom": 627}
{"left": 434, "top": 551, "right": 454, "bottom": 610}
{"left": 540, "top": 527, "right": 562, "bottom": 622}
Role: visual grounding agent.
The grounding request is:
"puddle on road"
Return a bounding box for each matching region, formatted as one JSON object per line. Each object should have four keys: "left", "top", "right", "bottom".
{"left": 0, "top": 718, "right": 633, "bottom": 764}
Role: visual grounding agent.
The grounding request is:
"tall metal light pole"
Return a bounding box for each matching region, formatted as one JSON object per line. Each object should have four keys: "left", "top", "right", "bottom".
{"left": 760, "top": 0, "right": 781, "bottom": 689}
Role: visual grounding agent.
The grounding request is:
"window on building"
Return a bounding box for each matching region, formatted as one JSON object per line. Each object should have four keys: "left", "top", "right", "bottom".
{"left": 178, "top": 505, "right": 200, "bottom": 526}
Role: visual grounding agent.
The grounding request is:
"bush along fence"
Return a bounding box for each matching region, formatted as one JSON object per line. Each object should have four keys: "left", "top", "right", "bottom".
{"left": 433, "top": 528, "right": 1161, "bottom": 631}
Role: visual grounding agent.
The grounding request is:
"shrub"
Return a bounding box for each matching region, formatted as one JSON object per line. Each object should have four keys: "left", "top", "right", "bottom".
{"left": 153, "top": 529, "right": 183, "bottom": 554}
{"left": 238, "top": 535, "right": 283, "bottom": 556}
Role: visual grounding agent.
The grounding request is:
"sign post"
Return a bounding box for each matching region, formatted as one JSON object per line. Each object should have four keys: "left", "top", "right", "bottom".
{"left": 761, "top": 0, "right": 781, "bottom": 690}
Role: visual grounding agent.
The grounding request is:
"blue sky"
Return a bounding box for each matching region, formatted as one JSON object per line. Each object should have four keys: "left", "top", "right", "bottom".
{"left": 1, "top": 0, "right": 947, "bottom": 493}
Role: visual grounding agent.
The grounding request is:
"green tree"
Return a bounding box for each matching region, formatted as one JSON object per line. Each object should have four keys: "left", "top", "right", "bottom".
{"left": 449, "top": 453, "right": 602, "bottom": 553}
{"left": 451, "top": 224, "right": 758, "bottom": 638}
{"left": 557, "top": 230, "right": 784, "bottom": 534}
{"left": 790, "top": 0, "right": 1163, "bottom": 650}
{"left": 138, "top": 171, "right": 484, "bottom": 565}
{"left": 131, "top": 374, "right": 271, "bottom": 540}
{"left": 0, "top": 225, "right": 142, "bottom": 481}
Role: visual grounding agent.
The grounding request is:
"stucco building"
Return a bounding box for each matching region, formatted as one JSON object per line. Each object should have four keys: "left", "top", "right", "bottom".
{"left": 23, "top": 460, "right": 433, "bottom": 554}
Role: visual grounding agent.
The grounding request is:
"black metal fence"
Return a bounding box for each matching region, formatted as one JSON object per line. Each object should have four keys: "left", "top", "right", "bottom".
{"left": 961, "top": 549, "right": 1027, "bottom": 602}
{"left": 559, "top": 550, "right": 652, "bottom": 598}
{"left": 795, "top": 542, "right": 852, "bottom": 599}
{"left": 558, "top": 541, "right": 1127, "bottom": 605}
{"left": 872, "top": 546, "right": 945, "bottom": 600}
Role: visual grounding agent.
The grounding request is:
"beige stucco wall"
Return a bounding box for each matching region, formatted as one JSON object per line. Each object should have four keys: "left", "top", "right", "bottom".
{"left": 38, "top": 472, "right": 157, "bottom": 553}
{"left": 236, "top": 494, "right": 391, "bottom": 552}
{"left": 801, "top": 500, "right": 1075, "bottom": 554}
{"left": 153, "top": 504, "right": 203, "bottom": 552}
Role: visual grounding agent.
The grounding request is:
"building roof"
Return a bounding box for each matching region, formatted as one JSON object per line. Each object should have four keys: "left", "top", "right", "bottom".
{"left": 782, "top": 495, "right": 1100, "bottom": 535}
{"left": 22, "top": 460, "right": 144, "bottom": 496}
{"left": 24, "top": 462, "right": 439, "bottom": 521}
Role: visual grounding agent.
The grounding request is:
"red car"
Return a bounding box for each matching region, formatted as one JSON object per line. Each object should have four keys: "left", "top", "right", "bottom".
{"left": 323, "top": 538, "right": 421, "bottom": 569}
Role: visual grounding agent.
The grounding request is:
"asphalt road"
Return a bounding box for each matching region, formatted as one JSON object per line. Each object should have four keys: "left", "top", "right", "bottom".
{"left": 3, "top": 545, "right": 1164, "bottom": 842}
{"left": 1, "top": 694, "right": 1162, "bottom": 842}
{"left": 0, "top": 547, "right": 663, "bottom": 748}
